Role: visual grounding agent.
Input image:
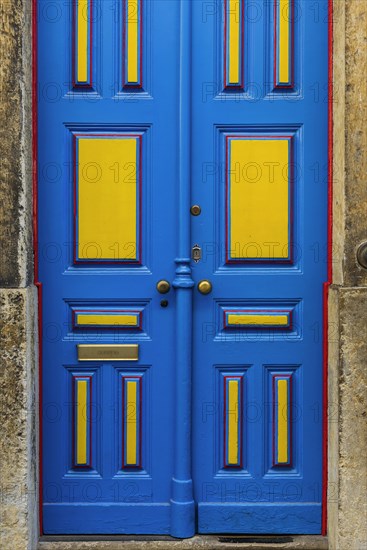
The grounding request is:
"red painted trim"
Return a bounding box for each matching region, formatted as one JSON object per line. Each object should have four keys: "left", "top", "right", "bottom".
{"left": 322, "top": 0, "right": 333, "bottom": 535}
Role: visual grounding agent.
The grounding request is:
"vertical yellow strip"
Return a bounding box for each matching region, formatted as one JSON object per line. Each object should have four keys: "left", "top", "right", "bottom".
{"left": 279, "top": 0, "right": 290, "bottom": 83}
{"left": 228, "top": 380, "right": 239, "bottom": 464}
{"left": 77, "top": 0, "right": 88, "bottom": 83}
{"left": 126, "top": 381, "right": 137, "bottom": 464}
{"left": 277, "top": 379, "right": 288, "bottom": 463}
{"left": 127, "top": 0, "right": 139, "bottom": 83}
{"left": 228, "top": 0, "right": 240, "bottom": 84}
{"left": 77, "top": 380, "right": 87, "bottom": 464}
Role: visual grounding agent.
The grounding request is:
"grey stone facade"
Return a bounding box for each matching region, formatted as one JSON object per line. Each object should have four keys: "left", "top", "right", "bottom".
{"left": 0, "top": 1, "right": 366, "bottom": 549}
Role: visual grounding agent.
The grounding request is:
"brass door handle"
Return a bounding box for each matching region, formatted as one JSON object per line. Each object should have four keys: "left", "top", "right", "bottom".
{"left": 197, "top": 280, "right": 212, "bottom": 295}
{"left": 156, "top": 280, "right": 171, "bottom": 294}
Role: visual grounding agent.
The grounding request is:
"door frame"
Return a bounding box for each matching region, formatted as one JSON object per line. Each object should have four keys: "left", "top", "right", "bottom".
{"left": 31, "top": 0, "right": 334, "bottom": 537}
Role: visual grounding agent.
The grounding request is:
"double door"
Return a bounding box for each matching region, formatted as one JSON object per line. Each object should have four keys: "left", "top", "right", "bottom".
{"left": 38, "top": 0, "right": 328, "bottom": 536}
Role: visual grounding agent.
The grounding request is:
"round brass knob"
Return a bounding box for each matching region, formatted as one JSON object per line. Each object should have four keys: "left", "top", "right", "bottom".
{"left": 190, "top": 204, "right": 201, "bottom": 216}
{"left": 197, "top": 280, "right": 212, "bottom": 295}
{"left": 156, "top": 280, "right": 171, "bottom": 294}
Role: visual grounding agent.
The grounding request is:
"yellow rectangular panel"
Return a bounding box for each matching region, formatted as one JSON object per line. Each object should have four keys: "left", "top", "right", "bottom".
{"left": 228, "top": 0, "right": 240, "bottom": 84}
{"left": 77, "top": 0, "right": 88, "bottom": 83}
{"left": 76, "top": 380, "right": 87, "bottom": 464}
{"left": 77, "top": 137, "right": 138, "bottom": 261}
{"left": 77, "top": 344, "right": 139, "bottom": 361}
{"left": 126, "top": 381, "right": 137, "bottom": 465}
{"left": 279, "top": 0, "right": 290, "bottom": 83}
{"left": 277, "top": 379, "right": 289, "bottom": 463}
{"left": 227, "top": 380, "right": 239, "bottom": 464}
{"left": 127, "top": 0, "right": 139, "bottom": 83}
{"left": 227, "top": 314, "right": 289, "bottom": 326}
{"left": 229, "top": 138, "right": 289, "bottom": 259}
{"left": 76, "top": 314, "right": 139, "bottom": 327}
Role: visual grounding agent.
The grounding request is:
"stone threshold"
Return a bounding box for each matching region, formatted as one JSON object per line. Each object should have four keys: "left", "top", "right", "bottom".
{"left": 38, "top": 534, "right": 328, "bottom": 550}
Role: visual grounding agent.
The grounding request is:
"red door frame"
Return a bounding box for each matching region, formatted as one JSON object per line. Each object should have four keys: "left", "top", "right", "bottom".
{"left": 31, "top": 0, "right": 334, "bottom": 536}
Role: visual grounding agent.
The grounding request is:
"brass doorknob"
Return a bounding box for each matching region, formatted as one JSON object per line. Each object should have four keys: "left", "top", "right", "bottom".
{"left": 197, "top": 280, "right": 212, "bottom": 295}
{"left": 156, "top": 280, "right": 171, "bottom": 294}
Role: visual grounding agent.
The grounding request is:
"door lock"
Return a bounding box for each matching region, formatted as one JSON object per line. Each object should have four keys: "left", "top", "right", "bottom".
{"left": 192, "top": 244, "right": 202, "bottom": 263}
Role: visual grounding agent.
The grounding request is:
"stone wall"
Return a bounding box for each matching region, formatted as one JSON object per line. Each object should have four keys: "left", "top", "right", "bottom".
{"left": 328, "top": 1, "right": 367, "bottom": 549}
{"left": 0, "top": 1, "right": 366, "bottom": 549}
{"left": 0, "top": 1, "right": 37, "bottom": 549}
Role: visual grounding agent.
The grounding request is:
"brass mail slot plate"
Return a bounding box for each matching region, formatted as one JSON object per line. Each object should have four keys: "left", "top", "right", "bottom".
{"left": 77, "top": 344, "right": 139, "bottom": 361}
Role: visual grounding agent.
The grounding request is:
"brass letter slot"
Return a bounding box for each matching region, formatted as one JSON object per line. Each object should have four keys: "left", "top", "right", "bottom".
{"left": 77, "top": 344, "right": 139, "bottom": 361}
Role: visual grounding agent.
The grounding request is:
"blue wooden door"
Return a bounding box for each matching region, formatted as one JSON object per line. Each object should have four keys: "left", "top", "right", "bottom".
{"left": 38, "top": 0, "right": 329, "bottom": 536}
{"left": 191, "top": 0, "right": 328, "bottom": 534}
{"left": 38, "top": 0, "right": 180, "bottom": 534}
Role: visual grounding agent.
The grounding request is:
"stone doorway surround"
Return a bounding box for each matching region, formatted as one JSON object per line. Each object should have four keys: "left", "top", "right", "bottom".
{"left": 0, "top": 1, "right": 366, "bottom": 549}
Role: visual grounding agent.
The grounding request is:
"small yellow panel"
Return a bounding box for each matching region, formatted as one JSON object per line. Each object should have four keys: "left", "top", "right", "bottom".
{"left": 127, "top": 0, "right": 139, "bottom": 83}
{"left": 229, "top": 138, "right": 289, "bottom": 259}
{"left": 228, "top": 380, "right": 239, "bottom": 464}
{"left": 76, "top": 380, "right": 87, "bottom": 465}
{"left": 277, "top": 379, "right": 289, "bottom": 463}
{"left": 76, "top": 314, "right": 139, "bottom": 327}
{"left": 279, "top": 0, "right": 290, "bottom": 83}
{"left": 77, "top": 0, "right": 88, "bottom": 83}
{"left": 126, "top": 381, "right": 137, "bottom": 465}
{"left": 228, "top": 0, "right": 240, "bottom": 84}
{"left": 227, "top": 314, "right": 289, "bottom": 326}
{"left": 77, "top": 137, "right": 137, "bottom": 260}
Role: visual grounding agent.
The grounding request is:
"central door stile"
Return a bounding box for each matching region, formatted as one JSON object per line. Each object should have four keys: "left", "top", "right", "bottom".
{"left": 170, "top": 0, "right": 195, "bottom": 539}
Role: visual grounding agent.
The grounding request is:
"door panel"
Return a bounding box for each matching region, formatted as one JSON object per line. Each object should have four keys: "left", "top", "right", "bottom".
{"left": 191, "top": 0, "right": 328, "bottom": 533}
{"left": 38, "top": 0, "right": 179, "bottom": 533}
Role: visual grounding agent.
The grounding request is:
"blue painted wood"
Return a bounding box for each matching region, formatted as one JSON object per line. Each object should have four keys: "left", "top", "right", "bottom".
{"left": 191, "top": 0, "right": 328, "bottom": 534}
{"left": 39, "top": 0, "right": 329, "bottom": 536}
{"left": 170, "top": 0, "right": 195, "bottom": 538}
{"left": 38, "top": 0, "right": 181, "bottom": 535}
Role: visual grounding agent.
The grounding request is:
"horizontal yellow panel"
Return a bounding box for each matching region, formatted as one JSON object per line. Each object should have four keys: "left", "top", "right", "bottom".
{"left": 76, "top": 314, "right": 139, "bottom": 327}
{"left": 227, "top": 313, "right": 289, "bottom": 326}
{"left": 77, "top": 0, "right": 88, "bottom": 83}
{"left": 77, "top": 344, "right": 139, "bottom": 361}
{"left": 277, "top": 379, "right": 289, "bottom": 463}
{"left": 229, "top": 138, "right": 289, "bottom": 259}
{"left": 77, "top": 137, "right": 138, "bottom": 260}
{"left": 279, "top": 0, "right": 290, "bottom": 84}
